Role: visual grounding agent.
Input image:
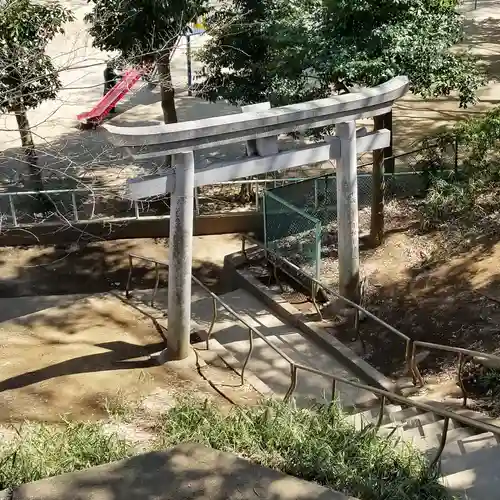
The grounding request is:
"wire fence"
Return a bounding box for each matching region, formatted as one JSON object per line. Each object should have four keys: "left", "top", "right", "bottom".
{"left": 0, "top": 178, "right": 310, "bottom": 228}
{"left": 263, "top": 191, "right": 322, "bottom": 279}
{"left": 0, "top": 139, "right": 457, "bottom": 231}
{"left": 263, "top": 140, "right": 459, "bottom": 277}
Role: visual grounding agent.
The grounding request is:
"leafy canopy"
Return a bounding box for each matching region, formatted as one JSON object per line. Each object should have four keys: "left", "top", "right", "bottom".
{"left": 85, "top": 0, "right": 208, "bottom": 60}
{"left": 199, "top": 0, "right": 484, "bottom": 107}
{"left": 0, "top": 0, "right": 73, "bottom": 112}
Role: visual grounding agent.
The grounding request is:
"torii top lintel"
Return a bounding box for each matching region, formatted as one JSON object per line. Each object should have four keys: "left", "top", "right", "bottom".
{"left": 103, "top": 76, "right": 409, "bottom": 156}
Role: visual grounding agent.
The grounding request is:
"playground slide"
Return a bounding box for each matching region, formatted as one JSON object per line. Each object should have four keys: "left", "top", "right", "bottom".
{"left": 77, "top": 69, "right": 142, "bottom": 124}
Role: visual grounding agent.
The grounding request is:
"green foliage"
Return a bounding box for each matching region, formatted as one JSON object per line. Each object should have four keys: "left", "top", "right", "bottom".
{"left": 421, "top": 106, "right": 500, "bottom": 226}
{"left": 85, "top": 0, "right": 208, "bottom": 61}
{"left": 195, "top": 0, "right": 276, "bottom": 104}
{"left": 0, "top": 421, "right": 130, "bottom": 490}
{"left": 0, "top": 0, "right": 73, "bottom": 112}
{"left": 156, "top": 398, "right": 451, "bottom": 500}
{"left": 199, "top": 0, "right": 484, "bottom": 107}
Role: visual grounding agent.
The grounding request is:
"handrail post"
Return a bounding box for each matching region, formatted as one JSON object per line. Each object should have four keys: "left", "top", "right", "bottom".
{"left": 375, "top": 396, "right": 386, "bottom": 428}
{"left": 284, "top": 365, "right": 298, "bottom": 402}
{"left": 457, "top": 353, "right": 468, "bottom": 407}
{"left": 125, "top": 255, "right": 134, "bottom": 298}
{"left": 8, "top": 195, "right": 18, "bottom": 227}
{"left": 411, "top": 342, "right": 424, "bottom": 387}
{"left": 241, "top": 236, "right": 247, "bottom": 259}
{"left": 330, "top": 378, "right": 337, "bottom": 406}
{"left": 429, "top": 416, "right": 450, "bottom": 470}
{"left": 152, "top": 262, "right": 160, "bottom": 307}
{"left": 241, "top": 327, "right": 254, "bottom": 385}
{"left": 405, "top": 339, "right": 414, "bottom": 384}
{"left": 205, "top": 297, "right": 218, "bottom": 350}
{"left": 71, "top": 192, "right": 79, "bottom": 222}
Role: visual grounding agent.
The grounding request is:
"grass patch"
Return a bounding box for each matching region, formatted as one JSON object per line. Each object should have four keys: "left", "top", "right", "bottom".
{"left": 0, "top": 421, "right": 131, "bottom": 490}
{"left": 102, "top": 391, "right": 142, "bottom": 423}
{"left": 155, "top": 398, "right": 451, "bottom": 500}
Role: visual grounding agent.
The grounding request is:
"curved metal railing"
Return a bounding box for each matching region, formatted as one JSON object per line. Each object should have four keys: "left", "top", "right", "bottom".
{"left": 241, "top": 234, "right": 417, "bottom": 381}
{"left": 241, "top": 235, "right": 500, "bottom": 409}
{"left": 125, "top": 251, "right": 500, "bottom": 471}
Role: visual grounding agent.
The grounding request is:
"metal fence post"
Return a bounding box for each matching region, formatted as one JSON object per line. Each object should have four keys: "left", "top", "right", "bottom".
{"left": 315, "top": 220, "right": 321, "bottom": 281}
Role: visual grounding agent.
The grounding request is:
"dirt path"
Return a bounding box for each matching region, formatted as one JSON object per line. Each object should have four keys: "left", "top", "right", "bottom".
{"left": 0, "top": 290, "right": 264, "bottom": 425}
{"left": 0, "top": 293, "right": 175, "bottom": 422}
{"left": 0, "top": 234, "right": 259, "bottom": 425}
{"left": 0, "top": 234, "right": 241, "bottom": 297}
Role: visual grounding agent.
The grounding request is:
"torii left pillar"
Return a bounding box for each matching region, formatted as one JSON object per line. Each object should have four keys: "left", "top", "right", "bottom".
{"left": 166, "top": 151, "right": 195, "bottom": 360}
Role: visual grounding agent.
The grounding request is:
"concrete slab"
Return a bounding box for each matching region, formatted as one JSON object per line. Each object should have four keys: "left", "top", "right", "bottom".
{"left": 11, "top": 443, "right": 356, "bottom": 500}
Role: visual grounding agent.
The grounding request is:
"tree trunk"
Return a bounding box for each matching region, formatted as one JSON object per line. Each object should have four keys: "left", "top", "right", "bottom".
{"left": 14, "top": 104, "right": 42, "bottom": 191}
{"left": 370, "top": 114, "right": 385, "bottom": 247}
{"left": 157, "top": 53, "right": 178, "bottom": 125}
{"left": 238, "top": 181, "right": 255, "bottom": 203}
{"left": 383, "top": 110, "right": 394, "bottom": 174}
{"left": 157, "top": 51, "right": 177, "bottom": 172}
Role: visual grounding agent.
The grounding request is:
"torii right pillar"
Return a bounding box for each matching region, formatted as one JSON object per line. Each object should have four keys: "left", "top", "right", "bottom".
{"left": 336, "top": 121, "right": 360, "bottom": 303}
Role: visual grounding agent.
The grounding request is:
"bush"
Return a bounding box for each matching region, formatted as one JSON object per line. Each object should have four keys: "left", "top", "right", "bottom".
{"left": 0, "top": 421, "right": 131, "bottom": 490}
{"left": 420, "top": 105, "right": 500, "bottom": 228}
{"left": 155, "top": 398, "right": 451, "bottom": 500}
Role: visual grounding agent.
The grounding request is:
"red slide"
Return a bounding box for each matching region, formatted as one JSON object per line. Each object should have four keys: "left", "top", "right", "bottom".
{"left": 77, "top": 69, "right": 142, "bottom": 125}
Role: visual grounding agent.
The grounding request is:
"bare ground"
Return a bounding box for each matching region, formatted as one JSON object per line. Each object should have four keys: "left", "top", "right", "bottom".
{"left": 0, "top": 234, "right": 264, "bottom": 442}
{"left": 241, "top": 197, "right": 500, "bottom": 412}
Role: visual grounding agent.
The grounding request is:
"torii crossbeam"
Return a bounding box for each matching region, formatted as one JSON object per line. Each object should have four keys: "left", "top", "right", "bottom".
{"left": 103, "top": 76, "right": 409, "bottom": 361}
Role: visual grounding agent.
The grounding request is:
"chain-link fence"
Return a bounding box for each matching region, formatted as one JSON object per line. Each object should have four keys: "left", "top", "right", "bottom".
{"left": 262, "top": 140, "right": 459, "bottom": 276}
{"left": 263, "top": 190, "right": 322, "bottom": 279}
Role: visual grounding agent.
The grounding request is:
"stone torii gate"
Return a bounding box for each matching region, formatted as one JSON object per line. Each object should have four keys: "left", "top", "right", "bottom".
{"left": 103, "top": 76, "right": 409, "bottom": 361}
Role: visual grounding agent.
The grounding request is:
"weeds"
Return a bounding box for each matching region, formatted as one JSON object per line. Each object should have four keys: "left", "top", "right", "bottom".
{"left": 0, "top": 421, "right": 131, "bottom": 490}
{"left": 0, "top": 399, "right": 453, "bottom": 499}
{"left": 155, "top": 398, "right": 451, "bottom": 500}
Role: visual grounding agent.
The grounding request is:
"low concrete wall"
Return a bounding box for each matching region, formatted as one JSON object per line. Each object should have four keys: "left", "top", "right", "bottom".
{"left": 0, "top": 212, "right": 263, "bottom": 246}
{"left": 224, "top": 250, "right": 397, "bottom": 395}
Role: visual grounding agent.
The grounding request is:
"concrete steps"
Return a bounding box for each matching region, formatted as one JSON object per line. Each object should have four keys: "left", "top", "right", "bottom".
{"left": 346, "top": 402, "right": 500, "bottom": 500}
{"left": 190, "top": 288, "right": 375, "bottom": 408}
{"left": 124, "top": 284, "right": 500, "bottom": 500}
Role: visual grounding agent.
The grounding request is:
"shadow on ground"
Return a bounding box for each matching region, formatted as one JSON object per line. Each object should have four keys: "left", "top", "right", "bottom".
{"left": 12, "top": 443, "right": 345, "bottom": 500}
{"left": 343, "top": 230, "right": 500, "bottom": 378}
{"left": 0, "top": 236, "right": 232, "bottom": 298}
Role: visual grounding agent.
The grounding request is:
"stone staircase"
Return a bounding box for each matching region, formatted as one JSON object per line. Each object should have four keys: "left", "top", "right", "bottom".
{"left": 125, "top": 284, "right": 500, "bottom": 500}
{"left": 348, "top": 404, "right": 500, "bottom": 498}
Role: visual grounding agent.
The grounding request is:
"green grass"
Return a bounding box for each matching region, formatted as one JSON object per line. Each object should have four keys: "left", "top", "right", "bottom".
{"left": 0, "top": 399, "right": 452, "bottom": 499}
{"left": 0, "top": 421, "right": 131, "bottom": 490}
{"left": 155, "top": 398, "right": 452, "bottom": 500}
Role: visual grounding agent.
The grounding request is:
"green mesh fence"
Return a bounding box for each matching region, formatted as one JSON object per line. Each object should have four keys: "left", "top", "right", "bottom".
{"left": 263, "top": 190, "right": 321, "bottom": 279}
{"left": 262, "top": 141, "right": 458, "bottom": 276}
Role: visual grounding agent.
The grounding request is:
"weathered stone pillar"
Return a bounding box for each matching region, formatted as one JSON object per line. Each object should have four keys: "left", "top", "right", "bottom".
{"left": 167, "top": 151, "right": 195, "bottom": 360}
{"left": 336, "top": 121, "right": 360, "bottom": 302}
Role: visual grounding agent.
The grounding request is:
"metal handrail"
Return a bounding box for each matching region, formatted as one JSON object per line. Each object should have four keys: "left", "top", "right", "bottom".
{"left": 241, "top": 234, "right": 416, "bottom": 380}
{"left": 411, "top": 340, "right": 500, "bottom": 407}
{"left": 241, "top": 235, "right": 500, "bottom": 408}
{"left": 125, "top": 253, "right": 298, "bottom": 387}
{"left": 0, "top": 178, "right": 306, "bottom": 228}
{"left": 124, "top": 251, "right": 500, "bottom": 471}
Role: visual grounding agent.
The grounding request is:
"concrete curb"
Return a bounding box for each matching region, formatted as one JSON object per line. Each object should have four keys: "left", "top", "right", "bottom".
{"left": 224, "top": 251, "right": 397, "bottom": 395}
